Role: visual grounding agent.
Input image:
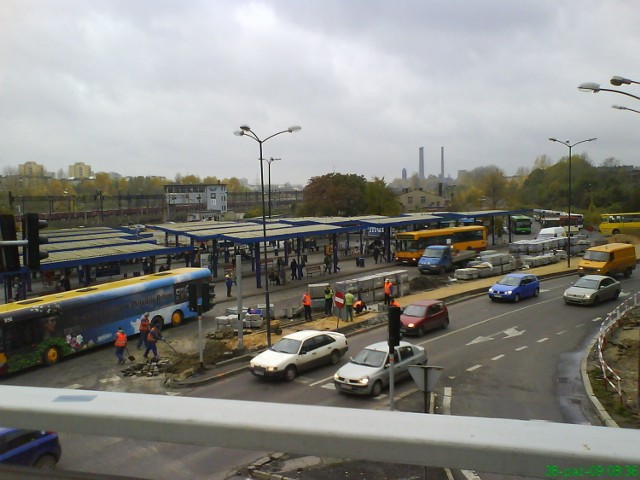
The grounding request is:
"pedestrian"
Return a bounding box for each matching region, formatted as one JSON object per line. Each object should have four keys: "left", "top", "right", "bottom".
{"left": 334, "top": 256, "right": 341, "bottom": 273}
{"left": 323, "top": 254, "right": 332, "bottom": 274}
{"left": 389, "top": 296, "right": 401, "bottom": 308}
{"left": 225, "top": 274, "right": 233, "bottom": 297}
{"left": 344, "top": 290, "right": 355, "bottom": 322}
{"left": 137, "top": 312, "right": 150, "bottom": 349}
{"left": 354, "top": 299, "right": 367, "bottom": 315}
{"left": 290, "top": 258, "right": 299, "bottom": 280}
{"left": 61, "top": 274, "right": 71, "bottom": 292}
{"left": 372, "top": 246, "right": 380, "bottom": 264}
{"left": 144, "top": 324, "right": 163, "bottom": 361}
{"left": 324, "top": 285, "right": 334, "bottom": 316}
{"left": 302, "top": 290, "right": 312, "bottom": 321}
{"left": 114, "top": 327, "right": 127, "bottom": 365}
{"left": 384, "top": 278, "right": 393, "bottom": 306}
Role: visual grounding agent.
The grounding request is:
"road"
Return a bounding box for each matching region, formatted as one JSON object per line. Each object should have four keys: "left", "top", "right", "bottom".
{"left": 4, "top": 267, "right": 635, "bottom": 479}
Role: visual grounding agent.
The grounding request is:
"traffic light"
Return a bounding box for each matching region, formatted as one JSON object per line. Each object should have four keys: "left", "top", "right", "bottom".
{"left": 0, "top": 214, "right": 20, "bottom": 273}
{"left": 388, "top": 306, "right": 402, "bottom": 349}
{"left": 188, "top": 283, "right": 199, "bottom": 312}
{"left": 22, "top": 213, "right": 49, "bottom": 271}
{"left": 201, "top": 282, "right": 215, "bottom": 312}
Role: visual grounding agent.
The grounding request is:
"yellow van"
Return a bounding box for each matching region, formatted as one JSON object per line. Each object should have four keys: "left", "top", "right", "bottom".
{"left": 577, "top": 243, "right": 637, "bottom": 277}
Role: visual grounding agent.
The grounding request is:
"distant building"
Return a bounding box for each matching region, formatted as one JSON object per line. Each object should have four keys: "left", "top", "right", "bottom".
{"left": 402, "top": 168, "right": 407, "bottom": 180}
{"left": 18, "top": 161, "right": 46, "bottom": 178}
{"left": 398, "top": 188, "right": 447, "bottom": 213}
{"left": 68, "top": 162, "right": 92, "bottom": 179}
{"left": 164, "top": 183, "right": 228, "bottom": 220}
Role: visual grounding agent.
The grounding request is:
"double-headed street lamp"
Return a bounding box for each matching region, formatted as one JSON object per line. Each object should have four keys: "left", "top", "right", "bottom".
{"left": 267, "top": 157, "right": 281, "bottom": 219}
{"left": 548, "top": 137, "right": 597, "bottom": 267}
{"left": 234, "top": 125, "right": 301, "bottom": 347}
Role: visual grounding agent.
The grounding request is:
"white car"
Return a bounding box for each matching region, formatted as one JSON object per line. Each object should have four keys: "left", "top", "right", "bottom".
{"left": 249, "top": 330, "right": 348, "bottom": 381}
{"left": 333, "top": 341, "right": 427, "bottom": 397}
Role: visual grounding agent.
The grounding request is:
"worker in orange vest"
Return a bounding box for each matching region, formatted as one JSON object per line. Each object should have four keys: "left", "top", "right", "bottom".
{"left": 389, "top": 297, "right": 401, "bottom": 308}
{"left": 137, "top": 313, "right": 150, "bottom": 349}
{"left": 302, "top": 290, "right": 312, "bottom": 321}
{"left": 384, "top": 278, "right": 393, "bottom": 305}
{"left": 114, "top": 327, "right": 128, "bottom": 365}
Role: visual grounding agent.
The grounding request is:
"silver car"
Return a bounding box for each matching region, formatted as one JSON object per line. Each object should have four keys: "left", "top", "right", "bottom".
{"left": 333, "top": 341, "right": 427, "bottom": 397}
{"left": 563, "top": 275, "right": 621, "bottom": 306}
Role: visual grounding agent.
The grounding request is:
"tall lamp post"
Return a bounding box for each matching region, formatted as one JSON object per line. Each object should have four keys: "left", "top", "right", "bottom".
{"left": 234, "top": 125, "right": 301, "bottom": 347}
{"left": 548, "top": 137, "right": 597, "bottom": 267}
{"left": 267, "top": 157, "right": 280, "bottom": 219}
{"left": 612, "top": 105, "right": 640, "bottom": 115}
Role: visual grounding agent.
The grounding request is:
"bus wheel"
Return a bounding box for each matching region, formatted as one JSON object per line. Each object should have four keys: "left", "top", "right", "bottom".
{"left": 151, "top": 317, "right": 164, "bottom": 331}
{"left": 171, "top": 310, "right": 184, "bottom": 327}
{"left": 43, "top": 346, "right": 60, "bottom": 366}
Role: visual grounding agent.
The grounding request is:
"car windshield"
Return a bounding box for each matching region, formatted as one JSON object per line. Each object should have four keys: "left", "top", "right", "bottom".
{"left": 497, "top": 275, "right": 521, "bottom": 287}
{"left": 271, "top": 338, "right": 302, "bottom": 354}
{"left": 422, "top": 249, "right": 443, "bottom": 259}
{"left": 403, "top": 305, "right": 427, "bottom": 317}
{"left": 351, "top": 348, "right": 387, "bottom": 368}
{"left": 573, "top": 278, "right": 600, "bottom": 289}
{"left": 583, "top": 251, "right": 609, "bottom": 262}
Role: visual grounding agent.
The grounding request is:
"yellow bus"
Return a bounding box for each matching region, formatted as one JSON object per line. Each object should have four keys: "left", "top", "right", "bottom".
{"left": 599, "top": 213, "right": 640, "bottom": 236}
{"left": 394, "top": 225, "right": 487, "bottom": 265}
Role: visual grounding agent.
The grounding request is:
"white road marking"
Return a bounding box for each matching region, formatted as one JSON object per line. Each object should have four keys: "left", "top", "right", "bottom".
{"left": 467, "top": 326, "right": 526, "bottom": 345}
{"left": 65, "top": 384, "right": 84, "bottom": 389}
{"left": 557, "top": 330, "right": 566, "bottom": 335}
{"left": 575, "top": 323, "right": 585, "bottom": 328}
{"left": 309, "top": 375, "right": 334, "bottom": 387}
{"left": 466, "top": 364, "right": 483, "bottom": 372}
{"left": 515, "top": 346, "right": 528, "bottom": 351}
{"left": 537, "top": 337, "right": 549, "bottom": 343}
{"left": 321, "top": 383, "right": 336, "bottom": 390}
{"left": 491, "top": 354, "right": 505, "bottom": 361}
{"left": 592, "top": 317, "right": 603, "bottom": 322}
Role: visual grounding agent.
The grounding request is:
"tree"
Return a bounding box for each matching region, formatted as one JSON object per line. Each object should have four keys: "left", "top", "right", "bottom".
{"left": 365, "top": 177, "right": 402, "bottom": 215}
{"left": 300, "top": 173, "right": 368, "bottom": 216}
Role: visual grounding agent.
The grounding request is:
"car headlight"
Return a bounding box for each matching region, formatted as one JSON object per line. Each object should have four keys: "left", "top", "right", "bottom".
{"left": 266, "top": 366, "right": 278, "bottom": 372}
{"left": 333, "top": 373, "right": 340, "bottom": 381}
{"left": 357, "top": 376, "right": 370, "bottom": 386}
{"left": 408, "top": 323, "right": 415, "bottom": 328}
{"left": 505, "top": 290, "right": 513, "bottom": 295}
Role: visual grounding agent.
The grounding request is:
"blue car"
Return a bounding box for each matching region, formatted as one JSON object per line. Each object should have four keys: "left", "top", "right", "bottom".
{"left": 0, "top": 428, "right": 62, "bottom": 468}
{"left": 487, "top": 273, "right": 540, "bottom": 302}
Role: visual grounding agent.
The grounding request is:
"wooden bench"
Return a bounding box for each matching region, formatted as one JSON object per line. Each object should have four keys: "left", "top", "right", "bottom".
{"left": 305, "top": 264, "right": 323, "bottom": 277}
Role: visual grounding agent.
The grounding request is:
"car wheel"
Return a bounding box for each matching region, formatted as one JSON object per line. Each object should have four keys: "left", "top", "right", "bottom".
{"left": 284, "top": 365, "right": 297, "bottom": 382}
{"left": 43, "top": 346, "right": 60, "bottom": 366}
{"left": 33, "top": 454, "right": 57, "bottom": 468}
{"left": 329, "top": 350, "right": 340, "bottom": 365}
{"left": 417, "top": 325, "right": 425, "bottom": 337}
{"left": 624, "top": 268, "right": 632, "bottom": 278}
{"left": 370, "top": 380, "right": 383, "bottom": 397}
{"left": 533, "top": 288, "right": 539, "bottom": 298}
{"left": 513, "top": 294, "right": 520, "bottom": 303}
{"left": 441, "top": 316, "right": 449, "bottom": 329}
{"left": 489, "top": 297, "right": 497, "bottom": 302}
{"left": 614, "top": 289, "right": 621, "bottom": 299}
{"left": 592, "top": 296, "right": 600, "bottom": 306}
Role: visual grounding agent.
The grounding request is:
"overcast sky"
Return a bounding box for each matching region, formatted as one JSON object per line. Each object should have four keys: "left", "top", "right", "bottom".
{"left": 1, "top": 1, "right": 639, "bottom": 187}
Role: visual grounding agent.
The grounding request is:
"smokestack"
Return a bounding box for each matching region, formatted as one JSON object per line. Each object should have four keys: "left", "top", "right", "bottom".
{"left": 419, "top": 147, "right": 425, "bottom": 179}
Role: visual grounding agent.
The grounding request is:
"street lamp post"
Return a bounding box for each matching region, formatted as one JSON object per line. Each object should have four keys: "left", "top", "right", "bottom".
{"left": 267, "top": 157, "right": 280, "bottom": 219}
{"left": 234, "top": 125, "right": 301, "bottom": 347}
{"left": 578, "top": 82, "right": 640, "bottom": 101}
{"left": 548, "top": 137, "right": 597, "bottom": 267}
{"left": 612, "top": 105, "right": 640, "bottom": 115}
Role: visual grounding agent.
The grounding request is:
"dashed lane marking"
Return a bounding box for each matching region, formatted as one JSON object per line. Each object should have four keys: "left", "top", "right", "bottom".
{"left": 491, "top": 354, "right": 505, "bottom": 361}
{"left": 515, "top": 346, "right": 528, "bottom": 351}
{"left": 557, "top": 330, "right": 567, "bottom": 335}
{"left": 466, "top": 364, "right": 482, "bottom": 372}
{"left": 537, "top": 337, "right": 549, "bottom": 343}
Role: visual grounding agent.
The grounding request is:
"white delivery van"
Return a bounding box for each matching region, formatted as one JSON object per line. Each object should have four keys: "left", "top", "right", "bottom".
{"left": 536, "top": 227, "right": 566, "bottom": 239}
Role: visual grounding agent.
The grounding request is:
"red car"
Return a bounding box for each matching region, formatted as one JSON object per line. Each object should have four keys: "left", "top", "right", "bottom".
{"left": 400, "top": 300, "right": 449, "bottom": 337}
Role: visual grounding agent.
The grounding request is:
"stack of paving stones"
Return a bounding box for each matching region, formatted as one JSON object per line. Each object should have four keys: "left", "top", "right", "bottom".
{"left": 120, "top": 359, "right": 171, "bottom": 377}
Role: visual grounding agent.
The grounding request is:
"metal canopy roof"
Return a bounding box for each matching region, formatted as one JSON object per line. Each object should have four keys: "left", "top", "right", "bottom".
{"left": 215, "top": 223, "right": 346, "bottom": 244}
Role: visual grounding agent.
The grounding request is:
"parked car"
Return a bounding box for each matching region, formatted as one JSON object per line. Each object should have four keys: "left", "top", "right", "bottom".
{"left": 488, "top": 273, "right": 540, "bottom": 302}
{"left": 249, "top": 330, "right": 348, "bottom": 381}
{"left": 0, "top": 428, "right": 61, "bottom": 468}
{"left": 333, "top": 341, "right": 427, "bottom": 397}
{"left": 563, "top": 275, "right": 621, "bottom": 306}
{"left": 400, "top": 300, "right": 449, "bottom": 336}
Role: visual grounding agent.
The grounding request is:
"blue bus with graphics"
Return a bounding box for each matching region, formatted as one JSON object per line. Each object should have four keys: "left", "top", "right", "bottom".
{"left": 0, "top": 267, "right": 212, "bottom": 375}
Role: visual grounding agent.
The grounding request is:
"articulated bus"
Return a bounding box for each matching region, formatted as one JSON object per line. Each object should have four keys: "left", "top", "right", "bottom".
{"left": 599, "top": 213, "right": 640, "bottom": 236}
{"left": 394, "top": 225, "right": 487, "bottom": 265}
{"left": 0, "top": 267, "right": 212, "bottom": 375}
{"left": 509, "top": 215, "right": 532, "bottom": 234}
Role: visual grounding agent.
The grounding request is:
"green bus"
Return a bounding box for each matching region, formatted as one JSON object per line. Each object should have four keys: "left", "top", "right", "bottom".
{"left": 510, "top": 215, "right": 532, "bottom": 235}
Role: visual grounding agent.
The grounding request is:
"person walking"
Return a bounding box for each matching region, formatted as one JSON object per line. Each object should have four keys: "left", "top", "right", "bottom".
{"left": 290, "top": 258, "right": 299, "bottom": 280}
{"left": 344, "top": 290, "right": 355, "bottom": 322}
{"left": 114, "top": 327, "right": 127, "bottom": 365}
{"left": 323, "top": 254, "right": 332, "bottom": 274}
{"left": 225, "top": 274, "right": 233, "bottom": 297}
{"left": 384, "top": 278, "right": 393, "bottom": 305}
{"left": 136, "top": 313, "right": 150, "bottom": 349}
{"left": 144, "top": 324, "right": 163, "bottom": 361}
{"left": 372, "top": 246, "right": 380, "bottom": 264}
{"left": 302, "top": 290, "right": 312, "bottom": 321}
{"left": 324, "top": 285, "right": 334, "bottom": 317}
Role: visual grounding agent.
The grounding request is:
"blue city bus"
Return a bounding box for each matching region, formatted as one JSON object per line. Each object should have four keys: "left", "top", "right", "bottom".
{"left": 0, "top": 267, "right": 212, "bottom": 375}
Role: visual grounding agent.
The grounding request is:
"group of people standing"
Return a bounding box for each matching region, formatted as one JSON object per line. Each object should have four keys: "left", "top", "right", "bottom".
{"left": 113, "top": 312, "right": 163, "bottom": 365}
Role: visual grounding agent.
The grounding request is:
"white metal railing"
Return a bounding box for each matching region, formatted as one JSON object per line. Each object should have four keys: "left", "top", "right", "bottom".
{"left": 0, "top": 385, "right": 639, "bottom": 479}
{"left": 595, "top": 291, "right": 640, "bottom": 400}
